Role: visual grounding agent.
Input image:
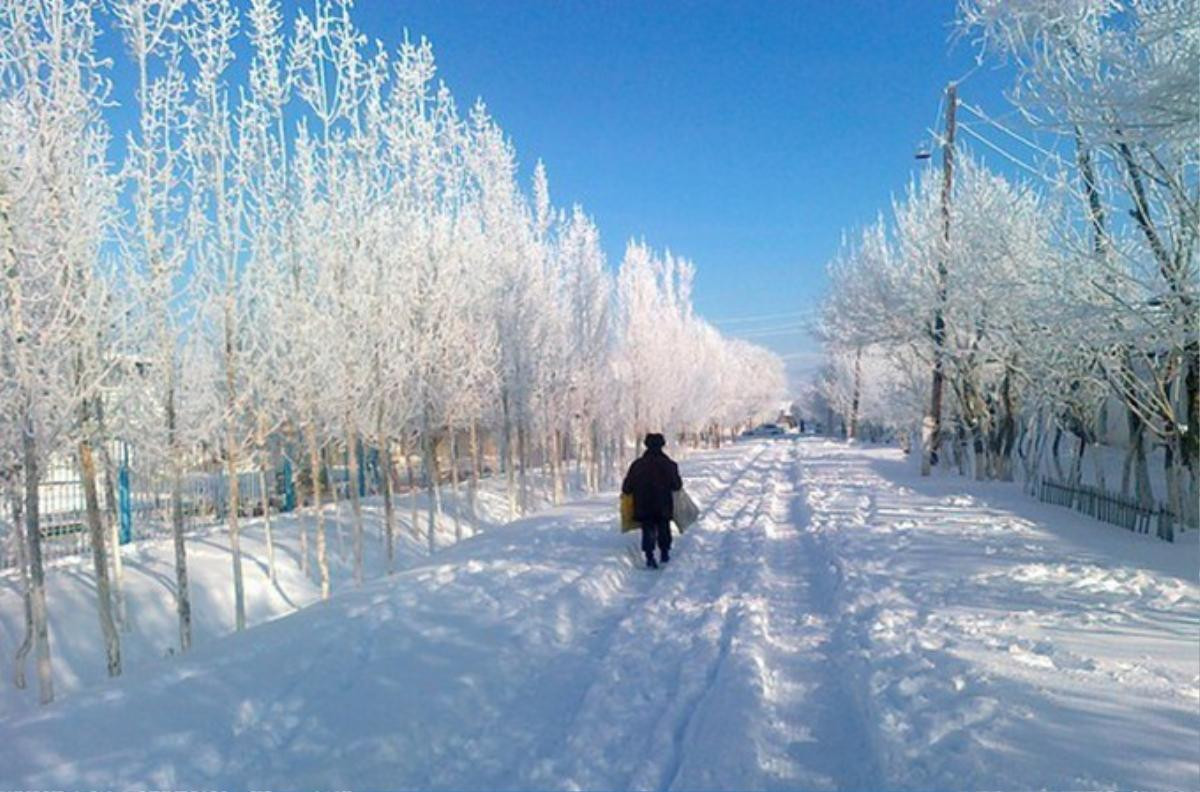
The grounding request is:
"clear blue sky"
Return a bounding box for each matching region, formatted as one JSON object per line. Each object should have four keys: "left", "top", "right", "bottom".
{"left": 101, "top": 1, "right": 1019, "bottom": 389}
{"left": 348, "top": 0, "right": 1016, "bottom": 386}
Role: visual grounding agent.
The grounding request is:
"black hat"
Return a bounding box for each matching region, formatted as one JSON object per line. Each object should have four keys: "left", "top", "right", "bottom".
{"left": 644, "top": 433, "right": 666, "bottom": 450}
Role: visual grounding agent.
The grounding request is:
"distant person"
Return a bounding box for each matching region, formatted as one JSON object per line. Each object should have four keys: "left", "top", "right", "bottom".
{"left": 622, "top": 433, "right": 683, "bottom": 569}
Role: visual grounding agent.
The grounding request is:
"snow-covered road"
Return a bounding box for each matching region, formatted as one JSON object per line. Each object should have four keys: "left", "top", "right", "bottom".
{"left": 2, "top": 438, "right": 1196, "bottom": 790}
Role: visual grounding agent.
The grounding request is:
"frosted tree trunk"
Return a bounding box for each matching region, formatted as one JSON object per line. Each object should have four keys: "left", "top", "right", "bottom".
{"left": 501, "top": 394, "right": 516, "bottom": 520}
{"left": 1032, "top": 416, "right": 1051, "bottom": 492}
{"left": 322, "top": 446, "right": 345, "bottom": 558}
{"left": 169, "top": 398, "right": 191, "bottom": 653}
{"left": 222, "top": 286, "right": 245, "bottom": 630}
{"left": 595, "top": 435, "right": 604, "bottom": 489}
{"left": 594, "top": 434, "right": 604, "bottom": 489}
{"left": 1051, "top": 428, "right": 1066, "bottom": 482}
{"left": 1183, "top": 466, "right": 1199, "bottom": 529}
{"left": 1091, "top": 445, "right": 1108, "bottom": 490}
{"left": 346, "top": 425, "right": 364, "bottom": 585}
{"left": 254, "top": 420, "right": 276, "bottom": 586}
{"left": 517, "top": 418, "right": 529, "bottom": 516}
{"left": 972, "top": 425, "right": 987, "bottom": 482}
{"left": 293, "top": 446, "right": 308, "bottom": 574}
{"left": 592, "top": 422, "right": 603, "bottom": 492}
{"left": 467, "top": 420, "right": 480, "bottom": 522}
{"left": 99, "top": 458, "right": 126, "bottom": 632}
{"left": 585, "top": 422, "right": 596, "bottom": 492}
{"left": 379, "top": 433, "right": 395, "bottom": 573}
{"left": 258, "top": 465, "right": 275, "bottom": 585}
{"left": 1069, "top": 436, "right": 1086, "bottom": 488}
{"left": 423, "top": 430, "right": 436, "bottom": 551}
{"left": 226, "top": 444, "right": 245, "bottom": 631}
{"left": 996, "top": 366, "right": 1017, "bottom": 482}
{"left": 573, "top": 428, "right": 583, "bottom": 490}
{"left": 422, "top": 424, "right": 442, "bottom": 553}
{"left": 79, "top": 436, "right": 121, "bottom": 676}
{"left": 431, "top": 435, "right": 444, "bottom": 535}
{"left": 22, "top": 421, "right": 54, "bottom": 704}
{"left": 1165, "top": 438, "right": 1183, "bottom": 526}
{"left": 541, "top": 430, "right": 554, "bottom": 504}
{"left": 405, "top": 439, "right": 419, "bottom": 540}
{"left": 1121, "top": 433, "right": 1134, "bottom": 495}
{"left": 474, "top": 421, "right": 486, "bottom": 476}
{"left": 92, "top": 409, "right": 126, "bottom": 631}
{"left": 99, "top": 446, "right": 118, "bottom": 528}
{"left": 1123, "top": 408, "right": 1152, "bottom": 506}
{"left": 552, "top": 427, "right": 565, "bottom": 504}
{"left": 953, "top": 422, "right": 967, "bottom": 476}
{"left": 307, "top": 424, "right": 330, "bottom": 599}
{"left": 1017, "top": 415, "right": 1036, "bottom": 487}
{"left": 11, "top": 487, "right": 32, "bottom": 690}
{"left": 1184, "top": 345, "right": 1199, "bottom": 509}
{"left": 449, "top": 429, "right": 462, "bottom": 542}
{"left": 582, "top": 423, "right": 593, "bottom": 492}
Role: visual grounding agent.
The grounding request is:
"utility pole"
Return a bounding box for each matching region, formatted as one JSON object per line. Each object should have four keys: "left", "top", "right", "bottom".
{"left": 921, "top": 82, "right": 956, "bottom": 476}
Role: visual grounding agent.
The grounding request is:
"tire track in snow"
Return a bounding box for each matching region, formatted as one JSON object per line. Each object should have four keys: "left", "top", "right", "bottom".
{"left": 659, "top": 439, "right": 885, "bottom": 792}
{"left": 535, "top": 441, "right": 787, "bottom": 787}
{"left": 788, "top": 441, "right": 887, "bottom": 790}
{"left": 483, "top": 441, "right": 777, "bottom": 789}
{"left": 665, "top": 439, "right": 850, "bottom": 791}
{"left": 525, "top": 442, "right": 782, "bottom": 790}
{"left": 653, "top": 443, "right": 793, "bottom": 791}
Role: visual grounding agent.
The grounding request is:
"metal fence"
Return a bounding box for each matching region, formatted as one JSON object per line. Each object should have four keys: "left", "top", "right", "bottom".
{"left": 1, "top": 440, "right": 386, "bottom": 571}
{"left": 1036, "top": 477, "right": 1184, "bottom": 542}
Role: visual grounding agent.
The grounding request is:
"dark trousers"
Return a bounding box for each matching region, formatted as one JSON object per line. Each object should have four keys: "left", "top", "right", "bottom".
{"left": 641, "top": 520, "right": 672, "bottom": 557}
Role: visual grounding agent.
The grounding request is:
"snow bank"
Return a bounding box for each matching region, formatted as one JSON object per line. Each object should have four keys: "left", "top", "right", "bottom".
{"left": 0, "top": 471, "right": 563, "bottom": 719}
{"left": 797, "top": 440, "right": 1199, "bottom": 791}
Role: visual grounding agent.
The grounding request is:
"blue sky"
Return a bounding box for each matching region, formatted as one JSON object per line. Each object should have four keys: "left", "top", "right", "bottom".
{"left": 346, "top": 0, "right": 1018, "bottom": 385}
{"left": 101, "top": 1, "right": 1020, "bottom": 389}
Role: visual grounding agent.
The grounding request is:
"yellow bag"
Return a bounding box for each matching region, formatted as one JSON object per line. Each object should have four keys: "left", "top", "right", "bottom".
{"left": 619, "top": 493, "right": 640, "bottom": 533}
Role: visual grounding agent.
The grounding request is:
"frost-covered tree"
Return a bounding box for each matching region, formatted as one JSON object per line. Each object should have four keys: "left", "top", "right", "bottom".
{"left": 821, "top": 155, "right": 1069, "bottom": 479}
{"left": 958, "top": 0, "right": 1198, "bottom": 518}
{"left": 616, "top": 241, "right": 785, "bottom": 452}
{"left": 557, "top": 205, "right": 613, "bottom": 491}
{"left": 0, "top": 0, "right": 120, "bottom": 700}
{"left": 112, "top": 0, "right": 194, "bottom": 653}
{"left": 184, "top": 0, "right": 257, "bottom": 630}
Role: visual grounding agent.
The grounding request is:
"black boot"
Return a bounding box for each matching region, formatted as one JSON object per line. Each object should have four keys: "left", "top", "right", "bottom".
{"left": 645, "top": 552, "right": 659, "bottom": 570}
{"left": 660, "top": 548, "right": 670, "bottom": 564}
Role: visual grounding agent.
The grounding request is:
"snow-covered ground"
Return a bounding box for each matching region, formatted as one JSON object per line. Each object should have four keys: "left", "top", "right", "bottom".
{"left": 0, "top": 471, "right": 556, "bottom": 718}
{"left": 797, "top": 441, "right": 1198, "bottom": 790}
{"left": 1, "top": 438, "right": 1196, "bottom": 790}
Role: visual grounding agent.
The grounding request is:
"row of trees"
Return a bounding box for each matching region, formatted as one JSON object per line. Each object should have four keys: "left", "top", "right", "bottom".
{"left": 1, "top": 0, "right": 785, "bottom": 705}
{"left": 812, "top": 0, "right": 1196, "bottom": 522}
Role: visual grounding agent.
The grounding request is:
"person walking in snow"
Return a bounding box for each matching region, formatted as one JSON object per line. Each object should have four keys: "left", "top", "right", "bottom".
{"left": 622, "top": 432, "right": 683, "bottom": 569}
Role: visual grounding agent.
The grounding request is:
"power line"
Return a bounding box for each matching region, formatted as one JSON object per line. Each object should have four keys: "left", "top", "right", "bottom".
{"left": 957, "top": 120, "right": 1094, "bottom": 209}
{"left": 729, "top": 323, "right": 813, "bottom": 339}
{"left": 958, "top": 101, "right": 1068, "bottom": 166}
{"left": 958, "top": 122, "right": 1050, "bottom": 179}
{"left": 710, "top": 309, "right": 815, "bottom": 326}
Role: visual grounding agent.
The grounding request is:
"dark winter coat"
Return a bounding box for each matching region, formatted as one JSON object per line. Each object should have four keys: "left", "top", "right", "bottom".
{"left": 621, "top": 448, "right": 683, "bottom": 523}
